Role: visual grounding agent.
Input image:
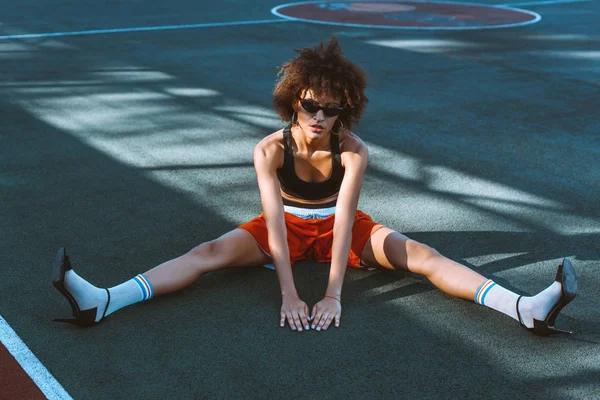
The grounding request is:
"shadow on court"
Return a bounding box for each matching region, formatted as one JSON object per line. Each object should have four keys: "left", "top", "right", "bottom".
{"left": 1, "top": 1, "right": 599, "bottom": 398}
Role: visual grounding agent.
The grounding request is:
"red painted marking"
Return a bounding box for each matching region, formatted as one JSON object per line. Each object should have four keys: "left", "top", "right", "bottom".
{"left": 0, "top": 342, "right": 46, "bottom": 400}
{"left": 276, "top": 2, "right": 537, "bottom": 28}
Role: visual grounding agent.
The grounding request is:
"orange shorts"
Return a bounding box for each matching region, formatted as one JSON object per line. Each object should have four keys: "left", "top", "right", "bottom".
{"left": 237, "top": 210, "right": 383, "bottom": 269}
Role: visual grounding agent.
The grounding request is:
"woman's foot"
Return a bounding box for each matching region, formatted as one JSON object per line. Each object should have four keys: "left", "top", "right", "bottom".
{"left": 53, "top": 248, "right": 109, "bottom": 326}
{"left": 516, "top": 258, "right": 577, "bottom": 335}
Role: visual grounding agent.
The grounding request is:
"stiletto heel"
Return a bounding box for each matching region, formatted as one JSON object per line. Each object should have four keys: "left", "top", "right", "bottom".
{"left": 516, "top": 258, "right": 577, "bottom": 336}
{"left": 52, "top": 247, "right": 110, "bottom": 327}
{"left": 54, "top": 308, "right": 101, "bottom": 327}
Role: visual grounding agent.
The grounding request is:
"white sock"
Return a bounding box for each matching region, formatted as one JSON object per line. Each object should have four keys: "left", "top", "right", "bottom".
{"left": 105, "top": 274, "right": 154, "bottom": 316}
{"left": 64, "top": 270, "right": 109, "bottom": 323}
{"left": 474, "top": 280, "right": 562, "bottom": 328}
{"left": 64, "top": 270, "right": 154, "bottom": 322}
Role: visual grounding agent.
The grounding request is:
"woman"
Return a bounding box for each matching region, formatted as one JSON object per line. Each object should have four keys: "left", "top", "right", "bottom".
{"left": 53, "top": 37, "right": 577, "bottom": 336}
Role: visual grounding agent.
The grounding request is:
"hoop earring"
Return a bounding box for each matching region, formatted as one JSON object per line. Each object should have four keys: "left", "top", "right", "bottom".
{"left": 332, "top": 119, "right": 344, "bottom": 135}
{"left": 291, "top": 112, "right": 298, "bottom": 126}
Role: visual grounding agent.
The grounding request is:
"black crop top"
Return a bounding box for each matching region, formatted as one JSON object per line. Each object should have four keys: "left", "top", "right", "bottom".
{"left": 277, "top": 124, "right": 345, "bottom": 208}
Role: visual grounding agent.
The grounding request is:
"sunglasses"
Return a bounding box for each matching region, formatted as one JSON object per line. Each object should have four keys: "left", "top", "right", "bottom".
{"left": 299, "top": 98, "right": 344, "bottom": 117}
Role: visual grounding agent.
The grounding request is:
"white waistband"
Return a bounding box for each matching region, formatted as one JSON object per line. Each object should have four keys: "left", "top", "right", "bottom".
{"left": 283, "top": 205, "right": 336, "bottom": 219}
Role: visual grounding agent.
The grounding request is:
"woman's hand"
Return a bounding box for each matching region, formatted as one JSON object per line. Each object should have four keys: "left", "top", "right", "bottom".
{"left": 280, "top": 294, "right": 311, "bottom": 332}
{"left": 311, "top": 296, "right": 342, "bottom": 331}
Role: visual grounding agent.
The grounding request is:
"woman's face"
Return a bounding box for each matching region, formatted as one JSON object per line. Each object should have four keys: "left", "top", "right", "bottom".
{"left": 295, "top": 89, "right": 343, "bottom": 139}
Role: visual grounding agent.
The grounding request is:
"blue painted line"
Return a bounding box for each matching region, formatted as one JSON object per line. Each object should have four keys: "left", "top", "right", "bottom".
{"left": 500, "top": 0, "right": 592, "bottom": 6}
{"left": 0, "top": 0, "right": 585, "bottom": 40}
{"left": 0, "top": 19, "right": 289, "bottom": 40}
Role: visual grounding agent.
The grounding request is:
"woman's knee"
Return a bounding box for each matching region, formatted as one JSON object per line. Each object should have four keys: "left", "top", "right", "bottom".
{"left": 405, "top": 240, "right": 441, "bottom": 276}
{"left": 187, "top": 240, "right": 222, "bottom": 263}
{"left": 186, "top": 233, "right": 253, "bottom": 270}
{"left": 184, "top": 230, "right": 267, "bottom": 271}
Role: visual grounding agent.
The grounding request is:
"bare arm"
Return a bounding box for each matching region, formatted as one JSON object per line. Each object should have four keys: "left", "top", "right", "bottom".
{"left": 253, "top": 141, "right": 296, "bottom": 297}
{"left": 328, "top": 137, "right": 368, "bottom": 298}
{"left": 311, "top": 134, "right": 368, "bottom": 331}
{"left": 254, "top": 138, "right": 310, "bottom": 331}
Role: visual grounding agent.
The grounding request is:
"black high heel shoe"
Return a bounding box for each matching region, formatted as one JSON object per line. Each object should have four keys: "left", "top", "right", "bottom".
{"left": 52, "top": 247, "right": 110, "bottom": 327}
{"left": 516, "top": 258, "right": 578, "bottom": 336}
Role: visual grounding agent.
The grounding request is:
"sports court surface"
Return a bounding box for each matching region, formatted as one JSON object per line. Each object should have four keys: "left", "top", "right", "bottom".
{"left": 1, "top": 0, "right": 599, "bottom": 398}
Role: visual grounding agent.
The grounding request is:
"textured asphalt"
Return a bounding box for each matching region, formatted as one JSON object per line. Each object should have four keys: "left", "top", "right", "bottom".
{"left": 1, "top": 0, "right": 599, "bottom": 399}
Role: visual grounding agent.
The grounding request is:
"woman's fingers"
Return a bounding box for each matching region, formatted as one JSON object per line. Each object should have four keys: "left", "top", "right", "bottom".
{"left": 293, "top": 313, "right": 303, "bottom": 332}
{"left": 286, "top": 312, "right": 297, "bottom": 331}
{"left": 301, "top": 304, "right": 310, "bottom": 330}
{"left": 282, "top": 300, "right": 340, "bottom": 332}
{"left": 322, "top": 313, "right": 335, "bottom": 330}
{"left": 283, "top": 310, "right": 309, "bottom": 331}
{"left": 317, "top": 312, "right": 331, "bottom": 331}
{"left": 314, "top": 311, "right": 327, "bottom": 331}
{"left": 311, "top": 306, "right": 320, "bottom": 330}
{"left": 300, "top": 307, "right": 310, "bottom": 331}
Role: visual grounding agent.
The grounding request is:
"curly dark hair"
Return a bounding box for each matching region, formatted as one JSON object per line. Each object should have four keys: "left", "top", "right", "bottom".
{"left": 273, "top": 36, "right": 368, "bottom": 130}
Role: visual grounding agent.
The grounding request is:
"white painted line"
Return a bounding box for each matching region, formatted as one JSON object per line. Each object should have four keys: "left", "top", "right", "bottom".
{"left": 501, "top": 0, "right": 592, "bottom": 6}
{"left": 0, "top": 19, "right": 289, "bottom": 40}
{"left": 271, "top": 1, "right": 541, "bottom": 30}
{"left": 0, "top": 315, "right": 73, "bottom": 400}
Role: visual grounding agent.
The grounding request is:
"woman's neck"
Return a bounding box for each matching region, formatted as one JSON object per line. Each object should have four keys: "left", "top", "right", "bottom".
{"left": 291, "top": 125, "right": 331, "bottom": 155}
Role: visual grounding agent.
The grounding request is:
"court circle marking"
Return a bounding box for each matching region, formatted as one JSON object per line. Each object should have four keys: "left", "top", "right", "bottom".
{"left": 271, "top": 1, "right": 541, "bottom": 30}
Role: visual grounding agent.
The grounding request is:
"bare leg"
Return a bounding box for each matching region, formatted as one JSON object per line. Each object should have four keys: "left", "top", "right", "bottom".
{"left": 360, "top": 227, "right": 575, "bottom": 335}
{"left": 144, "top": 228, "right": 271, "bottom": 295}
{"left": 360, "top": 227, "right": 486, "bottom": 299}
{"left": 56, "top": 228, "right": 270, "bottom": 324}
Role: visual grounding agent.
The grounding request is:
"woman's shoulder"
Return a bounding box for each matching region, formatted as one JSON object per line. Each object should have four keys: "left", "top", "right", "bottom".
{"left": 255, "top": 127, "right": 286, "bottom": 150}
{"left": 253, "top": 128, "right": 286, "bottom": 168}
{"left": 338, "top": 129, "right": 367, "bottom": 155}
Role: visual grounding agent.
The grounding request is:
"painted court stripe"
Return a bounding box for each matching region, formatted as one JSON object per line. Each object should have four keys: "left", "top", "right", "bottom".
{"left": 271, "top": 1, "right": 542, "bottom": 30}
{"left": 0, "top": 315, "right": 72, "bottom": 400}
{"left": 0, "top": 0, "right": 589, "bottom": 41}
{"left": 0, "top": 19, "right": 289, "bottom": 40}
